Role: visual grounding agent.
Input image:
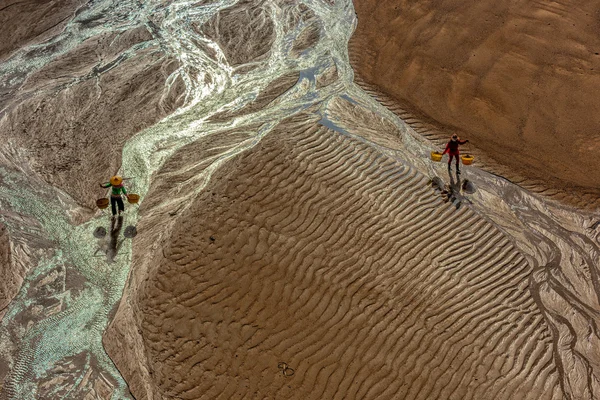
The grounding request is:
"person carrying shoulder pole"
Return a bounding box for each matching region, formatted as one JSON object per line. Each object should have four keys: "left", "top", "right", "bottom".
{"left": 442, "top": 134, "right": 469, "bottom": 173}
{"left": 100, "top": 175, "right": 127, "bottom": 217}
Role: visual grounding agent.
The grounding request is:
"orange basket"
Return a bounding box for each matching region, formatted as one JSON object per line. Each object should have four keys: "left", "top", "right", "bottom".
{"left": 430, "top": 151, "right": 443, "bottom": 162}
{"left": 461, "top": 154, "right": 474, "bottom": 165}
{"left": 127, "top": 194, "right": 140, "bottom": 204}
{"left": 96, "top": 198, "right": 109, "bottom": 209}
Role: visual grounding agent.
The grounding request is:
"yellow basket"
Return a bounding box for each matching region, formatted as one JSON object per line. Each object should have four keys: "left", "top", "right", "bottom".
{"left": 461, "top": 154, "right": 474, "bottom": 165}
{"left": 127, "top": 194, "right": 140, "bottom": 204}
{"left": 96, "top": 198, "right": 109, "bottom": 209}
{"left": 430, "top": 151, "right": 443, "bottom": 162}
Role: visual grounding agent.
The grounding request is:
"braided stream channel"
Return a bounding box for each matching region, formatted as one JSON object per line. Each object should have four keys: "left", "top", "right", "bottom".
{"left": 0, "top": 0, "right": 598, "bottom": 399}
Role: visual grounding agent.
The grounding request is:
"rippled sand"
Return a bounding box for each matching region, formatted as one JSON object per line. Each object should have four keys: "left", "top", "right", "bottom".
{"left": 105, "top": 110, "right": 565, "bottom": 399}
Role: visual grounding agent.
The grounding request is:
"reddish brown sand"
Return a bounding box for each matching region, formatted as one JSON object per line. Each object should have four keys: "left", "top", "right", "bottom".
{"left": 349, "top": 0, "right": 600, "bottom": 208}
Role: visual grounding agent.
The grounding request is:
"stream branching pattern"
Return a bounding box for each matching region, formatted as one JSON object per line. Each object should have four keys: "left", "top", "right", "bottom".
{"left": 0, "top": 0, "right": 598, "bottom": 399}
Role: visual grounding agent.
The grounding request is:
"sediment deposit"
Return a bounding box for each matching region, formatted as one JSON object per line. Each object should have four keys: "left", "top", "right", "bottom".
{"left": 107, "top": 112, "right": 563, "bottom": 399}
{"left": 0, "top": 0, "right": 599, "bottom": 399}
{"left": 349, "top": 0, "right": 600, "bottom": 208}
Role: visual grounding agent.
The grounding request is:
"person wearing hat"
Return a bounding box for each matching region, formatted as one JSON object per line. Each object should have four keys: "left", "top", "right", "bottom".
{"left": 100, "top": 176, "right": 128, "bottom": 216}
{"left": 442, "top": 134, "right": 469, "bottom": 173}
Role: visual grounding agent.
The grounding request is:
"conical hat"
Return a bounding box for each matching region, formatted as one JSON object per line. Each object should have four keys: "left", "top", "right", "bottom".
{"left": 110, "top": 176, "right": 123, "bottom": 186}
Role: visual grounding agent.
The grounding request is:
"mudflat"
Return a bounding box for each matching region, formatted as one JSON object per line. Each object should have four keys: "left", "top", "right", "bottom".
{"left": 350, "top": 0, "right": 600, "bottom": 207}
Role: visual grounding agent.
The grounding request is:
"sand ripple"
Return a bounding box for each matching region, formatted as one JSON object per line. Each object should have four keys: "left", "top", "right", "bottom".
{"left": 108, "top": 113, "right": 562, "bottom": 399}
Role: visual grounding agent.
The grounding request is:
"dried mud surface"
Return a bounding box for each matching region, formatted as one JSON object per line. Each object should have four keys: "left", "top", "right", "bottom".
{"left": 349, "top": 0, "right": 600, "bottom": 209}
{"left": 106, "top": 113, "right": 562, "bottom": 399}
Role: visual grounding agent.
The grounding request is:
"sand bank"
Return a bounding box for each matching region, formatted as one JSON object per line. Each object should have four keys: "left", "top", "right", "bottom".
{"left": 349, "top": 0, "right": 600, "bottom": 209}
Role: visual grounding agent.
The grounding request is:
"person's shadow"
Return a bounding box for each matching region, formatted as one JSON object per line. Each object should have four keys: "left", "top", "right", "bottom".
{"left": 448, "top": 169, "right": 461, "bottom": 201}
{"left": 447, "top": 169, "right": 470, "bottom": 209}
{"left": 107, "top": 216, "right": 124, "bottom": 263}
{"left": 94, "top": 216, "right": 125, "bottom": 263}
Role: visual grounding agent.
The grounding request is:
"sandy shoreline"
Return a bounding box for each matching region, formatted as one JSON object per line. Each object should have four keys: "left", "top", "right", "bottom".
{"left": 349, "top": 0, "right": 600, "bottom": 210}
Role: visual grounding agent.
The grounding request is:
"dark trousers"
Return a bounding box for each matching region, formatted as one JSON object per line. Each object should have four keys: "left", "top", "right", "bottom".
{"left": 110, "top": 196, "right": 124, "bottom": 215}
{"left": 448, "top": 153, "right": 460, "bottom": 168}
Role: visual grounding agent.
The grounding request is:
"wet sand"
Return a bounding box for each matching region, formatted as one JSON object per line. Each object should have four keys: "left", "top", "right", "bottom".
{"left": 0, "top": 1, "right": 185, "bottom": 396}
{"left": 349, "top": 0, "right": 600, "bottom": 209}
